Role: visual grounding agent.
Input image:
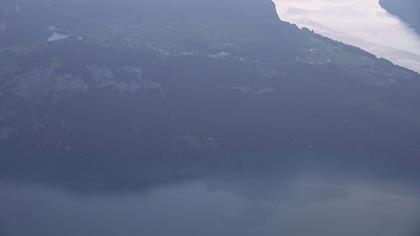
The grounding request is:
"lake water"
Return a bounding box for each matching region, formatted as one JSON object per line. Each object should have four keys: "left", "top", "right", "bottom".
{"left": 0, "top": 159, "right": 419, "bottom": 236}
{"left": 273, "top": 0, "right": 420, "bottom": 73}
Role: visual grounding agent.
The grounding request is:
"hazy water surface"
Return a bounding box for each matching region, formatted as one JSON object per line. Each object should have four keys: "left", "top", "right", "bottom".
{"left": 0, "top": 173, "right": 419, "bottom": 236}
{"left": 274, "top": 0, "right": 420, "bottom": 73}
{"left": 0, "top": 153, "right": 419, "bottom": 236}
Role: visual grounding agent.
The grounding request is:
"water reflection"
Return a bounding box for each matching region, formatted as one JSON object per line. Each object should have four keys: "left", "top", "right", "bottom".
{"left": 273, "top": 0, "right": 420, "bottom": 73}
{"left": 0, "top": 156, "right": 419, "bottom": 236}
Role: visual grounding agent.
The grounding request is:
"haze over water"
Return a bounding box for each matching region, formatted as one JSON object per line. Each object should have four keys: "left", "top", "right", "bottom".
{"left": 1, "top": 176, "right": 419, "bottom": 236}
{"left": 274, "top": 0, "right": 420, "bottom": 73}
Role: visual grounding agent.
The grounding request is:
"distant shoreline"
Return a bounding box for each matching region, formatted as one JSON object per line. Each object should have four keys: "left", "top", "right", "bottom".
{"left": 273, "top": 0, "right": 420, "bottom": 74}
{"left": 379, "top": 0, "right": 420, "bottom": 34}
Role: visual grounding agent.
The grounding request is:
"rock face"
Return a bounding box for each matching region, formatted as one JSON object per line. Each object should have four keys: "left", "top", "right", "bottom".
{"left": 0, "top": 0, "right": 419, "bottom": 162}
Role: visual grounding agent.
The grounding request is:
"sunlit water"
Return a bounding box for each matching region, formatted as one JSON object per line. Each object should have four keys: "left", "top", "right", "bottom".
{"left": 273, "top": 0, "right": 420, "bottom": 73}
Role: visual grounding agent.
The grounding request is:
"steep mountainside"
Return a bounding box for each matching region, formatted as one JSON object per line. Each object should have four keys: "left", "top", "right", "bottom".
{"left": 0, "top": 0, "right": 419, "bottom": 170}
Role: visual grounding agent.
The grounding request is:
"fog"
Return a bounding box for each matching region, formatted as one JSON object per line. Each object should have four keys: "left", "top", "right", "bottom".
{"left": 274, "top": 0, "right": 420, "bottom": 73}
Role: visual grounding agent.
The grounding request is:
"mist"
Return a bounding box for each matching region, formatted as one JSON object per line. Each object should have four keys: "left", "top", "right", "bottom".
{"left": 274, "top": 0, "right": 420, "bottom": 73}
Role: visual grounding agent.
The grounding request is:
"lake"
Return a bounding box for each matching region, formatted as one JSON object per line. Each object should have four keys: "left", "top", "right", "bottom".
{"left": 0, "top": 156, "right": 419, "bottom": 236}
{"left": 273, "top": 0, "right": 420, "bottom": 73}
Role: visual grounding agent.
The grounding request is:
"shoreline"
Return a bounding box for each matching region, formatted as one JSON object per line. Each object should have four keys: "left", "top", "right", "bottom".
{"left": 272, "top": 0, "right": 420, "bottom": 74}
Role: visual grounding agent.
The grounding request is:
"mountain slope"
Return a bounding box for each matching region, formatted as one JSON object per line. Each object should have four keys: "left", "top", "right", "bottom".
{"left": 0, "top": 0, "right": 419, "bottom": 167}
